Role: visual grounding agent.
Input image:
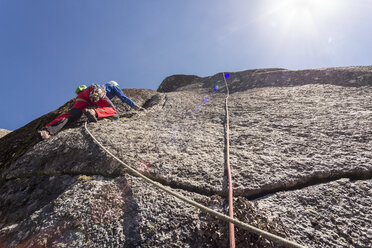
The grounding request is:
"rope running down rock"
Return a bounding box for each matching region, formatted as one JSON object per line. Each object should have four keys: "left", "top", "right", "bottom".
{"left": 223, "top": 72, "right": 235, "bottom": 248}
{"left": 84, "top": 123, "right": 306, "bottom": 248}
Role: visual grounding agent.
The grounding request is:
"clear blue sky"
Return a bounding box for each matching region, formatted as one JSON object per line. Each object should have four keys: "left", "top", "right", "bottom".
{"left": 1, "top": 0, "right": 371, "bottom": 131}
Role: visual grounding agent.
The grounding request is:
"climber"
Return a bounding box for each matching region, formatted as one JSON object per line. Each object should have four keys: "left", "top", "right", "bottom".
{"left": 39, "top": 81, "right": 143, "bottom": 140}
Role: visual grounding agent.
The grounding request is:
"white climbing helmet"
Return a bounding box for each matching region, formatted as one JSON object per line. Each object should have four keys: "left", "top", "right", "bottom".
{"left": 108, "top": 81, "right": 119, "bottom": 87}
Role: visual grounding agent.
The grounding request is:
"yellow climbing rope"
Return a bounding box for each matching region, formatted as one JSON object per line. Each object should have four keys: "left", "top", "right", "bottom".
{"left": 84, "top": 122, "right": 306, "bottom": 248}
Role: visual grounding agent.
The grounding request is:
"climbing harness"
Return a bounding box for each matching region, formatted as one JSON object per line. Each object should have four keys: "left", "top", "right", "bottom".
{"left": 223, "top": 72, "right": 235, "bottom": 248}
{"left": 89, "top": 84, "right": 107, "bottom": 103}
{"left": 84, "top": 122, "right": 306, "bottom": 248}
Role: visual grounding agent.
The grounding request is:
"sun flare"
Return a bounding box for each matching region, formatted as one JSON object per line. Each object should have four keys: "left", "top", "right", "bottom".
{"left": 261, "top": 0, "right": 343, "bottom": 36}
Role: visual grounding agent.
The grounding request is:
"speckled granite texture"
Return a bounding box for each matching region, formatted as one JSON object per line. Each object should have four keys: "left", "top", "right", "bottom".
{"left": 1, "top": 66, "right": 371, "bottom": 247}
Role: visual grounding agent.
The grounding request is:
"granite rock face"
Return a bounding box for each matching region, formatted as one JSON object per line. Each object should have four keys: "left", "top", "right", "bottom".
{"left": 0, "top": 129, "right": 11, "bottom": 139}
{"left": 0, "top": 66, "right": 372, "bottom": 247}
{"left": 257, "top": 178, "right": 372, "bottom": 248}
{"left": 157, "top": 74, "right": 201, "bottom": 92}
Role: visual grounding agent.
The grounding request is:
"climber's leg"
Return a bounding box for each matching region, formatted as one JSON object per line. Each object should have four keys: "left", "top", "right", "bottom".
{"left": 94, "top": 98, "right": 117, "bottom": 118}
{"left": 42, "top": 101, "right": 87, "bottom": 137}
{"left": 45, "top": 117, "right": 69, "bottom": 135}
{"left": 83, "top": 109, "right": 98, "bottom": 122}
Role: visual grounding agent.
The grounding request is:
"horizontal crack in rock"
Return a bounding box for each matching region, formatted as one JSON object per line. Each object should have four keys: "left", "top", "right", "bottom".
{"left": 241, "top": 168, "right": 372, "bottom": 200}
{"left": 1, "top": 168, "right": 371, "bottom": 201}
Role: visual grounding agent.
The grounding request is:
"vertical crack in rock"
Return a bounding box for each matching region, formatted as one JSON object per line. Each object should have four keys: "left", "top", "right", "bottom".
{"left": 162, "top": 95, "right": 168, "bottom": 109}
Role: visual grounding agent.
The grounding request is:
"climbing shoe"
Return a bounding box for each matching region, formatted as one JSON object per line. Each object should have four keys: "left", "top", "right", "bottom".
{"left": 39, "top": 130, "right": 51, "bottom": 140}
{"left": 46, "top": 118, "right": 68, "bottom": 135}
{"left": 84, "top": 109, "right": 98, "bottom": 122}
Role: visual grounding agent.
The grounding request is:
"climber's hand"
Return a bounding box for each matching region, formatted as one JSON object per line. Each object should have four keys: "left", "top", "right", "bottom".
{"left": 136, "top": 106, "right": 145, "bottom": 111}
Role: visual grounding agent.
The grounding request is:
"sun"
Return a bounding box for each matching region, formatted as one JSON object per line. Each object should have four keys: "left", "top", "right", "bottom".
{"left": 261, "top": 0, "right": 343, "bottom": 36}
{"left": 251, "top": 0, "right": 346, "bottom": 65}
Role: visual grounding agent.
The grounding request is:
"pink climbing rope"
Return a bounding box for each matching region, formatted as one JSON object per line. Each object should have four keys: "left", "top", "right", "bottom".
{"left": 223, "top": 72, "right": 236, "bottom": 248}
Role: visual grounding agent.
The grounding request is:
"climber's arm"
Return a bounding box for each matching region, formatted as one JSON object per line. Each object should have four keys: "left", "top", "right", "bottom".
{"left": 114, "top": 86, "right": 137, "bottom": 109}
